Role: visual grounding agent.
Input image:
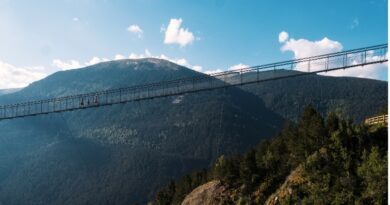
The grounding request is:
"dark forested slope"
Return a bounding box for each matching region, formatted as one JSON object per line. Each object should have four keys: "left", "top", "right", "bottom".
{"left": 0, "top": 59, "right": 282, "bottom": 205}
{"left": 154, "top": 106, "right": 387, "bottom": 205}
{"left": 228, "top": 70, "right": 387, "bottom": 122}
{"left": 0, "top": 59, "right": 386, "bottom": 204}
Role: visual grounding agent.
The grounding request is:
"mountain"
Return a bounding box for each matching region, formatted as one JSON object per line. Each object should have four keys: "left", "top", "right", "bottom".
{"left": 0, "top": 59, "right": 386, "bottom": 204}
{"left": 154, "top": 107, "right": 387, "bottom": 205}
{"left": 223, "top": 69, "right": 387, "bottom": 122}
{"left": 0, "top": 59, "right": 283, "bottom": 205}
{"left": 0, "top": 88, "right": 22, "bottom": 96}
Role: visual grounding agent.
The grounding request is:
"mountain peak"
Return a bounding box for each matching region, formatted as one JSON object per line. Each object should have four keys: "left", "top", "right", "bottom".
{"left": 87, "top": 58, "right": 186, "bottom": 72}
{"left": 2, "top": 57, "right": 199, "bottom": 101}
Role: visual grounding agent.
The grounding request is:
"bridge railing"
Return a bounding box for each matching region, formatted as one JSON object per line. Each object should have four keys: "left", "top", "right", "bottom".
{"left": 364, "top": 114, "right": 388, "bottom": 126}
{"left": 0, "top": 44, "right": 387, "bottom": 120}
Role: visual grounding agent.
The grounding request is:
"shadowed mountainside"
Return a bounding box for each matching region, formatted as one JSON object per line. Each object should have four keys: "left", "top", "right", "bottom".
{"left": 231, "top": 70, "right": 387, "bottom": 122}
{"left": 0, "top": 59, "right": 386, "bottom": 204}
{"left": 0, "top": 59, "right": 283, "bottom": 205}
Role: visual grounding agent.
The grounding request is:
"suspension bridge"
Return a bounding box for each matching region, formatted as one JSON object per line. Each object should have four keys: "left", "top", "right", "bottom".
{"left": 0, "top": 44, "right": 387, "bottom": 121}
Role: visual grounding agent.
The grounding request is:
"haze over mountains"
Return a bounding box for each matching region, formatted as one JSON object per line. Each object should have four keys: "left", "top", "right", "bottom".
{"left": 0, "top": 88, "right": 21, "bottom": 96}
{"left": 0, "top": 59, "right": 386, "bottom": 204}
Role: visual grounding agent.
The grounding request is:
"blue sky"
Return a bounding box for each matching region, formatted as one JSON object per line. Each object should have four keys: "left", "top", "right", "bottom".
{"left": 0, "top": 0, "right": 387, "bottom": 88}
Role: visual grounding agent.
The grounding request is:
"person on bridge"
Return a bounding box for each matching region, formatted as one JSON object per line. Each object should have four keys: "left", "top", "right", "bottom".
{"left": 94, "top": 96, "right": 99, "bottom": 105}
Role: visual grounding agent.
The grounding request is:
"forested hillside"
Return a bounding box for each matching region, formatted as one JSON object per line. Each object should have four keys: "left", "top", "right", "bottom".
{"left": 153, "top": 106, "right": 387, "bottom": 205}
{"left": 0, "top": 59, "right": 283, "bottom": 205}
{"left": 0, "top": 59, "right": 386, "bottom": 204}
{"left": 232, "top": 70, "right": 388, "bottom": 122}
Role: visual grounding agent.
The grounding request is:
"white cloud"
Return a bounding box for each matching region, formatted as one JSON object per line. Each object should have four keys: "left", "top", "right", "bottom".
{"left": 145, "top": 49, "right": 151, "bottom": 57}
{"left": 85, "top": 57, "right": 109, "bottom": 66}
{"left": 229, "top": 63, "right": 249, "bottom": 71}
{"left": 176, "top": 58, "right": 189, "bottom": 67}
{"left": 128, "top": 49, "right": 152, "bottom": 59}
{"left": 279, "top": 32, "right": 387, "bottom": 80}
{"left": 0, "top": 61, "right": 47, "bottom": 89}
{"left": 202, "top": 64, "right": 251, "bottom": 75}
{"left": 157, "top": 54, "right": 202, "bottom": 72}
{"left": 127, "top": 49, "right": 202, "bottom": 72}
{"left": 53, "top": 56, "right": 111, "bottom": 70}
{"left": 321, "top": 63, "right": 387, "bottom": 80}
{"left": 52, "top": 59, "right": 82, "bottom": 70}
{"left": 163, "top": 18, "right": 195, "bottom": 47}
{"left": 52, "top": 50, "right": 205, "bottom": 74}
{"left": 320, "top": 52, "right": 388, "bottom": 80}
{"left": 281, "top": 37, "right": 343, "bottom": 58}
{"left": 192, "top": 65, "right": 203, "bottom": 72}
{"left": 72, "top": 17, "right": 79, "bottom": 22}
{"left": 278, "top": 31, "right": 289, "bottom": 43}
{"left": 204, "top": 69, "right": 223, "bottom": 75}
{"left": 86, "top": 57, "right": 102, "bottom": 66}
{"left": 114, "top": 54, "right": 126, "bottom": 60}
{"left": 127, "top": 24, "right": 143, "bottom": 38}
{"left": 128, "top": 53, "right": 143, "bottom": 59}
{"left": 6, "top": 50, "right": 206, "bottom": 90}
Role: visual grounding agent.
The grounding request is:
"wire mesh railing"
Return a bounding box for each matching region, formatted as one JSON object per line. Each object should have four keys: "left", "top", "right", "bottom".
{"left": 0, "top": 44, "right": 387, "bottom": 120}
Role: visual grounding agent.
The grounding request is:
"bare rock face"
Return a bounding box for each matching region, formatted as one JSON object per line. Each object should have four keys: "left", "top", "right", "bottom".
{"left": 266, "top": 164, "right": 305, "bottom": 205}
{"left": 181, "top": 180, "right": 227, "bottom": 205}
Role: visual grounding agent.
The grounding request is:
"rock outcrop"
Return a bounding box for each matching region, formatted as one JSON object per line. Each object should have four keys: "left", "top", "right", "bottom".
{"left": 181, "top": 180, "right": 228, "bottom": 205}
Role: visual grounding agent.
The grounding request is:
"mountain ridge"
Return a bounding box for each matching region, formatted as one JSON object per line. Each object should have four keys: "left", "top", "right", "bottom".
{"left": 0, "top": 59, "right": 386, "bottom": 204}
{"left": 0, "top": 59, "right": 283, "bottom": 205}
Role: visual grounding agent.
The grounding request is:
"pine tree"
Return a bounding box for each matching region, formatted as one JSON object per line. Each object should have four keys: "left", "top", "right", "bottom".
{"left": 297, "top": 105, "right": 326, "bottom": 158}
{"left": 357, "top": 147, "right": 387, "bottom": 204}
{"left": 326, "top": 112, "right": 340, "bottom": 134}
{"left": 156, "top": 181, "right": 175, "bottom": 205}
{"left": 239, "top": 149, "right": 258, "bottom": 193}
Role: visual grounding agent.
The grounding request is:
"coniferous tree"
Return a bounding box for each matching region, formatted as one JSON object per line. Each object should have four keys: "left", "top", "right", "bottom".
{"left": 239, "top": 149, "right": 258, "bottom": 193}
{"left": 153, "top": 107, "right": 387, "bottom": 205}
{"left": 357, "top": 146, "right": 387, "bottom": 204}
{"left": 156, "top": 181, "right": 175, "bottom": 205}
{"left": 298, "top": 105, "right": 326, "bottom": 158}
{"left": 326, "top": 112, "right": 340, "bottom": 134}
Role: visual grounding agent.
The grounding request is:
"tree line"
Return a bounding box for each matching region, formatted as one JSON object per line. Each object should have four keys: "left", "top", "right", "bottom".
{"left": 153, "top": 106, "right": 387, "bottom": 204}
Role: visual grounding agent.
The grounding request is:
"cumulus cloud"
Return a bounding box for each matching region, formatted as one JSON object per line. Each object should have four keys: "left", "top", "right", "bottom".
{"left": 323, "top": 62, "right": 387, "bottom": 80}
{"left": 128, "top": 49, "right": 152, "bottom": 59}
{"left": 127, "top": 24, "right": 143, "bottom": 38}
{"left": 53, "top": 56, "right": 110, "bottom": 70}
{"left": 204, "top": 69, "right": 223, "bottom": 75}
{"left": 163, "top": 18, "right": 195, "bottom": 47}
{"left": 8, "top": 49, "right": 207, "bottom": 90}
{"left": 52, "top": 59, "right": 82, "bottom": 70}
{"left": 0, "top": 61, "right": 47, "bottom": 89}
{"left": 281, "top": 36, "right": 343, "bottom": 58}
{"left": 160, "top": 55, "right": 202, "bottom": 72}
{"left": 114, "top": 54, "right": 126, "bottom": 60}
{"left": 158, "top": 55, "right": 202, "bottom": 72}
{"left": 322, "top": 51, "right": 388, "bottom": 80}
{"left": 279, "top": 31, "right": 387, "bottom": 80}
{"left": 278, "top": 31, "right": 289, "bottom": 43}
{"left": 127, "top": 49, "right": 203, "bottom": 72}
{"left": 192, "top": 65, "right": 203, "bottom": 72}
{"left": 229, "top": 63, "right": 250, "bottom": 71}
{"left": 85, "top": 57, "right": 109, "bottom": 66}
{"left": 52, "top": 49, "right": 203, "bottom": 73}
{"left": 53, "top": 57, "right": 115, "bottom": 71}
